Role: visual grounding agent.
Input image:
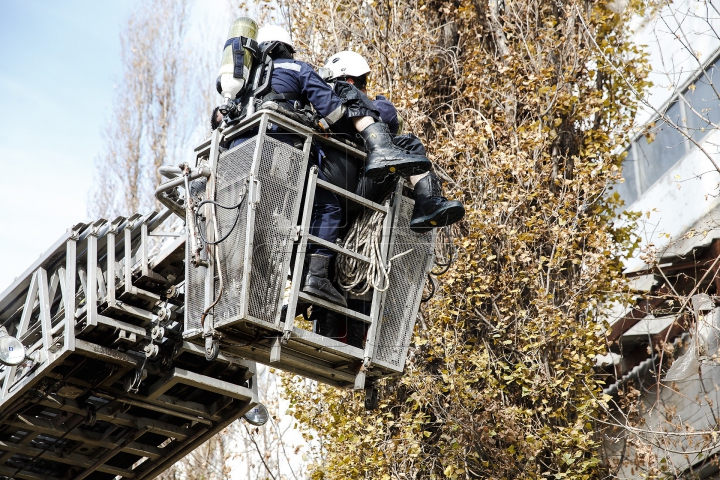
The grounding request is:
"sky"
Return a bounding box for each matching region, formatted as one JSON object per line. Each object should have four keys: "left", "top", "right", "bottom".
{"left": 0, "top": 0, "right": 134, "bottom": 291}
{"left": 0, "top": 0, "right": 228, "bottom": 292}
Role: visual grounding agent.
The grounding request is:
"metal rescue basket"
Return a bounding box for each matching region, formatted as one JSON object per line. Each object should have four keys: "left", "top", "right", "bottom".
{"left": 158, "top": 108, "right": 435, "bottom": 391}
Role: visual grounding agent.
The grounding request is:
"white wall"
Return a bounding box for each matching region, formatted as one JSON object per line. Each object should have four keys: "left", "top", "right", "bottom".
{"left": 620, "top": 0, "right": 720, "bottom": 273}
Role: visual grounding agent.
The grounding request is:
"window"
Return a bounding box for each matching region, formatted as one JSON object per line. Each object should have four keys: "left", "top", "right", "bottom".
{"left": 684, "top": 62, "right": 720, "bottom": 143}
{"left": 615, "top": 150, "right": 639, "bottom": 206}
{"left": 634, "top": 101, "right": 687, "bottom": 192}
{"left": 616, "top": 53, "right": 720, "bottom": 206}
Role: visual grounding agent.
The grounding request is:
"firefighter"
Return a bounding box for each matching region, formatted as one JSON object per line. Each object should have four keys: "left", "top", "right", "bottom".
{"left": 323, "top": 50, "right": 466, "bottom": 233}
{"left": 235, "top": 26, "right": 431, "bottom": 308}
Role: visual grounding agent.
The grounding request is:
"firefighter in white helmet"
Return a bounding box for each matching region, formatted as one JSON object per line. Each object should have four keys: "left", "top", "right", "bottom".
{"left": 233, "top": 26, "right": 431, "bottom": 309}
{"left": 323, "top": 50, "right": 465, "bottom": 233}
{"left": 250, "top": 26, "right": 430, "bottom": 180}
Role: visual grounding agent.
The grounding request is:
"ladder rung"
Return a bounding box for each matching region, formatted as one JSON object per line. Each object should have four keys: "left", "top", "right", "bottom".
{"left": 316, "top": 179, "right": 387, "bottom": 213}
{"left": 306, "top": 235, "right": 370, "bottom": 263}
{"left": 298, "top": 292, "right": 372, "bottom": 324}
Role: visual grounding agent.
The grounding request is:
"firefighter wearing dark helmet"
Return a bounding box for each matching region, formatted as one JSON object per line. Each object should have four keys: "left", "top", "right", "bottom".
{"left": 245, "top": 26, "right": 431, "bottom": 308}
{"left": 323, "top": 50, "right": 466, "bottom": 233}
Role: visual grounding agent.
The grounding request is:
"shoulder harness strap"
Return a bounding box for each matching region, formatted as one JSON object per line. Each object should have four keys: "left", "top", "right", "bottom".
{"left": 224, "top": 36, "right": 259, "bottom": 78}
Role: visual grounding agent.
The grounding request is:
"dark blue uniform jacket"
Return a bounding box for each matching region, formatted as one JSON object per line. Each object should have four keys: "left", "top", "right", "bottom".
{"left": 271, "top": 59, "right": 347, "bottom": 127}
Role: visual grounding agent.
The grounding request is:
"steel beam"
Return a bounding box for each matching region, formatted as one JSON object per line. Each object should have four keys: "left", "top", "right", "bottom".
{"left": 7, "top": 414, "right": 163, "bottom": 460}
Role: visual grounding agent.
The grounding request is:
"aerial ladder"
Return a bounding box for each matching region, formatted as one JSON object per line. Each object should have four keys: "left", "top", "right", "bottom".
{"left": 0, "top": 16, "right": 438, "bottom": 479}
{"left": 0, "top": 106, "right": 436, "bottom": 479}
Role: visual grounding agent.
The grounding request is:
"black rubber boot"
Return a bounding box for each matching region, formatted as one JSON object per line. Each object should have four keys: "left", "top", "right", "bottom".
{"left": 410, "top": 172, "right": 465, "bottom": 233}
{"left": 301, "top": 254, "right": 347, "bottom": 307}
{"left": 312, "top": 308, "right": 342, "bottom": 339}
{"left": 346, "top": 319, "right": 366, "bottom": 349}
{"left": 360, "top": 122, "right": 432, "bottom": 181}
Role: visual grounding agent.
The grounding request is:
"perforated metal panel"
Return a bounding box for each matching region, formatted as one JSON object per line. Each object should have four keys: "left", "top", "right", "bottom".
{"left": 185, "top": 177, "right": 209, "bottom": 334}
{"left": 213, "top": 139, "right": 256, "bottom": 327}
{"left": 246, "top": 136, "right": 307, "bottom": 324}
{"left": 185, "top": 133, "right": 308, "bottom": 333}
{"left": 374, "top": 195, "right": 435, "bottom": 371}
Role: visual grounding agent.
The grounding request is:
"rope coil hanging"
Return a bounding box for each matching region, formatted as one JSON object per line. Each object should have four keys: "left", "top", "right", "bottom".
{"left": 335, "top": 197, "right": 413, "bottom": 295}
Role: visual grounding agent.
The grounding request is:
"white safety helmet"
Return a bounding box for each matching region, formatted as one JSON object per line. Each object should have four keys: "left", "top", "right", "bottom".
{"left": 256, "top": 25, "right": 294, "bottom": 49}
{"left": 324, "top": 51, "right": 371, "bottom": 80}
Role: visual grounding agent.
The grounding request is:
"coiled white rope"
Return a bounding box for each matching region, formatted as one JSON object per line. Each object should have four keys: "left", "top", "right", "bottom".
{"left": 335, "top": 199, "right": 413, "bottom": 295}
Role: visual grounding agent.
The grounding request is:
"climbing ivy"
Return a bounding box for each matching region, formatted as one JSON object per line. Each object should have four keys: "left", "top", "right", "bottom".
{"left": 279, "top": 0, "right": 650, "bottom": 477}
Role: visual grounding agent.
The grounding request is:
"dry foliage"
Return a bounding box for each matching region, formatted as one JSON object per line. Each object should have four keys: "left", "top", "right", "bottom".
{"left": 277, "top": 0, "right": 651, "bottom": 478}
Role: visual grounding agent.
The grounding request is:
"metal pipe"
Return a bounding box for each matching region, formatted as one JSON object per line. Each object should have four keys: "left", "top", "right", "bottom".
{"left": 159, "top": 166, "right": 182, "bottom": 179}
{"left": 155, "top": 165, "right": 211, "bottom": 196}
{"left": 154, "top": 165, "right": 211, "bottom": 220}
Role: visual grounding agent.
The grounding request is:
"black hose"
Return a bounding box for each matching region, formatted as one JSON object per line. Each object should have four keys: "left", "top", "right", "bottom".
{"left": 421, "top": 274, "right": 436, "bottom": 303}
{"left": 431, "top": 261, "right": 452, "bottom": 277}
{"left": 195, "top": 190, "right": 247, "bottom": 246}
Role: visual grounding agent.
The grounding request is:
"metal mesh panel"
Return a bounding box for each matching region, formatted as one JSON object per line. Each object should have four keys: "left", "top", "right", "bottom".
{"left": 247, "top": 136, "right": 307, "bottom": 324}
{"left": 213, "top": 139, "right": 256, "bottom": 327}
{"left": 374, "top": 196, "right": 435, "bottom": 370}
{"left": 185, "top": 177, "right": 208, "bottom": 334}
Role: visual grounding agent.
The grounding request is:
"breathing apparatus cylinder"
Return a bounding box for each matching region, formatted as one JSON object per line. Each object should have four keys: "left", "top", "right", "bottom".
{"left": 217, "top": 17, "right": 258, "bottom": 113}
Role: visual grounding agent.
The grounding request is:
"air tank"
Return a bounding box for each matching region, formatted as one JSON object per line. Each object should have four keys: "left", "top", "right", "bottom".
{"left": 218, "top": 17, "right": 258, "bottom": 102}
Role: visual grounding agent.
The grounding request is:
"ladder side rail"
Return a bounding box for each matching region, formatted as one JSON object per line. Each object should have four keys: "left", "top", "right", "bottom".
{"left": 202, "top": 129, "right": 222, "bottom": 341}
{"left": 0, "top": 211, "right": 167, "bottom": 327}
{"left": 355, "top": 180, "right": 405, "bottom": 390}
{"left": 280, "top": 166, "right": 319, "bottom": 344}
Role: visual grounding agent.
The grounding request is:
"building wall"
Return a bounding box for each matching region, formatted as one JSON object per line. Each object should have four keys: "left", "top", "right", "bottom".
{"left": 606, "top": 308, "right": 720, "bottom": 477}
{"left": 603, "top": 1, "right": 720, "bottom": 477}
{"left": 615, "top": 0, "right": 720, "bottom": 274}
